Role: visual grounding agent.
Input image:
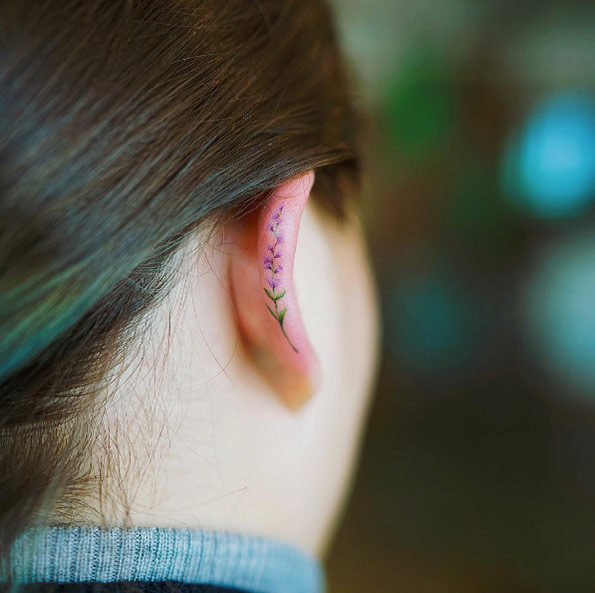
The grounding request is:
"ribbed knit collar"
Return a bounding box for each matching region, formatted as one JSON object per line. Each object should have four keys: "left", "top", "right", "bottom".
{"left": 7, "top": 526, "right": 324, "bottom": 593}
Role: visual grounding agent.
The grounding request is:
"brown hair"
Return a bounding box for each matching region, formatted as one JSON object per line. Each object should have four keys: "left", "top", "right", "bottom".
{"left": 0, "top": 0, "right": 359, "bottom": 571}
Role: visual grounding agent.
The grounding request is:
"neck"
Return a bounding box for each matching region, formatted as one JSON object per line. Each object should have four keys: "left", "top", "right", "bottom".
{"left": 55, "top": 203, "right": 377, "bottom": 557}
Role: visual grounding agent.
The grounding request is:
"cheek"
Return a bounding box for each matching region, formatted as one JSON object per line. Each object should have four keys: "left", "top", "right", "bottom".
{"left": 344, "top": 236, "right": 379, "bottom": 405}
{"left": 296, "top": 201, "right": 379, "bottom": 410}
{"left": 293, "top": 200, "right": 380, "bottom": 552}
{"left": 330, "top": 211, "right": 380, "bottom": 424}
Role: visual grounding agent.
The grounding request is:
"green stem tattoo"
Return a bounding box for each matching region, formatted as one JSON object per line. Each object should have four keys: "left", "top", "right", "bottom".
{"left": 263, "top": 202, "right": 299, "bottom": 353}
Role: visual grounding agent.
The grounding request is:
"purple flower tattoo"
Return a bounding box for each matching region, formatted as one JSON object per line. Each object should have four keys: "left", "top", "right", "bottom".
{"left": 263, "top": 202, "right": 299, "bottom": 352}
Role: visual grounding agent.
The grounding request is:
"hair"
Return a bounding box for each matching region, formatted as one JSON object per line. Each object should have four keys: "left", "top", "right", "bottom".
{"left": 0, "top": 0, "right": 360, "bottom": 574}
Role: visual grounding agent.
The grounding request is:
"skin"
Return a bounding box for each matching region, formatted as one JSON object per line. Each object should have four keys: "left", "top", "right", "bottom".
{"left": 228, "top": 172, "right": 321, "bottom": 409}
{"left": 81, "top": 186, "right": 380, "bottom": 557}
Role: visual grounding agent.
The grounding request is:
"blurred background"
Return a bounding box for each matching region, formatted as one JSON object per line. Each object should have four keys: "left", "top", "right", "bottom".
{"left": 324, "top": 1, "right": 595, "bottom": 592}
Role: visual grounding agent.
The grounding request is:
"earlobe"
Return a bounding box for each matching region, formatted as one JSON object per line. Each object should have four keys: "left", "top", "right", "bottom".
{"left": 227, "top": 171, "right": 320, "bottom": 410}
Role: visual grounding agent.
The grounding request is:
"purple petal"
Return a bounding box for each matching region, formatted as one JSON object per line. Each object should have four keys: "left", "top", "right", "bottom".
{"left": 268, "top": 277, "right": 279, "bottom": 289}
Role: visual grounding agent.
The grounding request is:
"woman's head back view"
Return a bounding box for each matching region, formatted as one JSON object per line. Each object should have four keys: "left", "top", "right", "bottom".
{"left": 0, "top": 0, "right": 378, "bottom": 580}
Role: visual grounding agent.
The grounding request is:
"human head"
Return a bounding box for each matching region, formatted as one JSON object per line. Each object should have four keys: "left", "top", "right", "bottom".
{"left": 0, "top": 0, "right": 378, "bottom": 564}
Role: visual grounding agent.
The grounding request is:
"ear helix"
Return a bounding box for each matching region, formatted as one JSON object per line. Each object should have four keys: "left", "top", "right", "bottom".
{"left": 228, "top": 171, "right": 320, "bottom": 410}
{"left": 262, "top": 200, "right": 299, "bottom": 353}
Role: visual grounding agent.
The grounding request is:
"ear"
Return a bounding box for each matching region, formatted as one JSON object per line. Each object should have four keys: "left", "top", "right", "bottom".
{"left": 226, "top": 171, "right": 320, "bottom": 410}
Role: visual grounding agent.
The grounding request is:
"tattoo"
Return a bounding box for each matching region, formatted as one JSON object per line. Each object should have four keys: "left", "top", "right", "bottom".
{"left": 263, "top": 202, "right": 299, "bottom": 352}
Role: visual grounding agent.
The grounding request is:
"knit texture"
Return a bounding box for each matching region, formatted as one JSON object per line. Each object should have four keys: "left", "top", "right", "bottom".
{"left": 6, "top": 527, "right": 324, "bottom": 593}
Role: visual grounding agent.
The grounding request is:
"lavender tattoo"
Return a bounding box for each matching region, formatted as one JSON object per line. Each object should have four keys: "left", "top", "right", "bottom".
{"left": 263, "top": 202, "right": 299, "bottom": 353}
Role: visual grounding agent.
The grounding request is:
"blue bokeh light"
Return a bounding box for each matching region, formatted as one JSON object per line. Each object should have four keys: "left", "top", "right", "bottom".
{"left": 502, "top": 92, "right": 595, "bottom": 218}
{"left": 387, "top": 271, "right": 477, "bottom": 376}
{"left": 523, "top": 232, "right": 595, "bottom": 396}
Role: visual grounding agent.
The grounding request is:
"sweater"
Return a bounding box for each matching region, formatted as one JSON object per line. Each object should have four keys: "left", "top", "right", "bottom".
{"left": 5, "top": 527, "right": 324, "bottom": 593}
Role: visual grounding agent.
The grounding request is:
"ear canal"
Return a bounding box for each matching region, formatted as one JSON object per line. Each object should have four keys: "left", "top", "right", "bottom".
{"left": 228, "top": 171, "right": 320, "bottom": 410}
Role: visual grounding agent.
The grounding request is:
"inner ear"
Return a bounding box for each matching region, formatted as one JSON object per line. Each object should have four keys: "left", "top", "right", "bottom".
{"left": 227, "top": 171, "right": 320, "bottom": 410}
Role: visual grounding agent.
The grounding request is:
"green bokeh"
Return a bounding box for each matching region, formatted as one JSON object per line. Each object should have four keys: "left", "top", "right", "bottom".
{"left": 383, "top": 47, "right": 457, "bottom": 162}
